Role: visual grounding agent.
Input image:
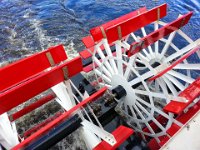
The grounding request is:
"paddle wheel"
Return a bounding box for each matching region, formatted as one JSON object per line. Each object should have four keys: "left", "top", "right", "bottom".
{"left": 0, "top": 3, "right": 199, "bottom": 150}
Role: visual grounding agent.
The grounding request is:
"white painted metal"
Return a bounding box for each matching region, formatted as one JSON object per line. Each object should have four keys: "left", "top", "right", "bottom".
{"left": 161, "top": 110, "right": 200, "bottom": 150}
{"left": 0, "top": 113, "right": 19, "bottom": 149}
{"left": 81, "top": 120, "right": 117, "bottom": 146}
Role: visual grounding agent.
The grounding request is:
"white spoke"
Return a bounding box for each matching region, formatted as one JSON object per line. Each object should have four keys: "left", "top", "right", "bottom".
{"left": 168, "top": 70, "right": 194, "bottom": 84}
{"left": 177, "top": 30, "right": 194, "bottom": 44}
{"left": 136, "top": 95, "right": 152, "bottom": 109}
{"left": 124, "top": 58, "right": 135, "bottom": 79}
{"left": 134, "top": 89, "right": 166, "bottom": 99}
{"left": 94, "top": 69, "right": 111, "bottom": 83}
{"left": 142, "top": 48, "right": 152, "bottom": 60}
{"left": 162, "top": 76, "right": 178, "bottom": 96}
{"left": 129, "top": 71, "right": 154, "bottom": 86}
{"left": 133, "top": 103, "right": 146, "bottom": 120}
{"left": 99, "top": 82, "right": 112, "bottom": 89}
{"left": 160, "top": 31, "right": 176, "bottom": 58}
{"left": 141, "top": 27, "right": 154, "bottom": 56}
{"left": 174, "top": 64, "right": 200, "bottom": 70}
{"left": 154, "top": 22, "right": 159, "bottom": 56}
{"left": 93, "top": 56, "right": 112, "bottom": 78}
{"left": 136, "top": 95, "right": 173, "bottom": 121}
{"left": 135, "top": 101, "right": 151, "bottom": 116}
{"left": 115, "top": 41, "right": 123, "bottom": 75}
{"left": 151, "top": 117, "right": 166, "bottom": 132}
{"left": 131, "top": 33, "right": 138, "bottom": 41}
{"left": 164, "top": 40, "right": 200, "bottom": 63}
{"left": 103, "top": 39, "right": 118, "bottom": 74}
{"left": 96, "top": 47, "right": 114, "bottom": 74}
{"left": 164, "top": 74, "right": 185, "bottom": 91}
{"left": 135, "top": 58, "right": 145, "bottom": 64}
{"left": 138, "top": 53, "right": 150, "bottom": 62}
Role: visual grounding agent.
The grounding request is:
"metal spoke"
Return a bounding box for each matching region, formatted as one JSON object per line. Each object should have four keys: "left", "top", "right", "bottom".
{"left": 103, "top": 39, "right": 118, "bottom": 74}
{"left": 160, "top": 31, "right": 176, "bottom": 58}
{"left": 174, "top": 64, "right": 200, "bottom": 70}
{"left": 167, "top": 70, "right": 194, "bottom": 84}
{"left": 94, "top": 69, "right": 111, "bottom": 83}
{"left": 164, "top": 74, "right": 185, "bottom": 91}
{"left": 154, "top": 21, "right": 159, "bottom": 56}
{"left": 93, "top": 56, "right": 112, "bottom": 78}
{"left": 164, "top": 40, "right": 200, "bottom": 63}
{"left": 96, "top": 46, "right": 114, "bottom": 74}
{"left": 115, "top": 41, "right": 123, "bottom": 75}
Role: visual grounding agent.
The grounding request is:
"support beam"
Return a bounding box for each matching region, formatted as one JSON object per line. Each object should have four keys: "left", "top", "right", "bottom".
{"left": 0, "top": 45, "right": 67, "bottom": 92}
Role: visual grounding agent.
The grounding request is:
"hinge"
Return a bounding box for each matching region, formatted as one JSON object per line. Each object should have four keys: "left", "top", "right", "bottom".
{"left": 46, "top": 52, "right": 55, "bottom": 66}
{"left": 100, "top": 26, "right": 107, "bottom": 39}
{"left": 62, "top": 66, "right": 69, "bottom": 80}
{"left": 117, "top": 26, "right": 122, "bottom": 40}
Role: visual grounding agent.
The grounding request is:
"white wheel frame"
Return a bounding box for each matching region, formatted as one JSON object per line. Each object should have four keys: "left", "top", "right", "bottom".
{"left": 91, "top": 16, "right": 200, "bottom": 141}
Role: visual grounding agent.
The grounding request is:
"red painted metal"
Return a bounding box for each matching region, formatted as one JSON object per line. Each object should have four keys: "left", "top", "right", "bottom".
{"left": 176, "top": 100, "right": 200, "bottom": 124}
{"left": 82, "top": 35, "right": 95, "bottom": 48}
{"left": 166, "top": 123, "right": 180, "bottom": 136}
{"left": 93, "top": 125, "right": 134, "bottom": 150}
{"left": 0, "top": 56, "right": 83, "bottom": 115}
{"left": 128, "top": 11, "right": 193, "bottom": 56}
{"left": 149, "top": 45, "right": 200, "bottom": 81}
{"left": 12, "top": 87, "right": 107, "bottom": 150}
{"left": 164, "top": 77, "right": 200, "bottom": 114}
{"left": 11, "top": 93, "right": 56, "bottom": 121}
{"left": 0, "top": 45, "right": 67, "bottom": 92}
{"left": 23, "top": 112, "right": 62, "bottom": 138}
{"left": 147, "top": 138, "right": 161, "bottom": 150}
{"left": 90, "top": 7, "right": 148, "bottom": 43}
{"left": 91, "top": 4, "right": 167, "bottom": 44}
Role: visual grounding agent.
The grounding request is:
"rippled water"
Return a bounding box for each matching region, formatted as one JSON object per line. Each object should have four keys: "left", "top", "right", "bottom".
{"left": 0, "top": 0, "right": 199, "bottom": 63}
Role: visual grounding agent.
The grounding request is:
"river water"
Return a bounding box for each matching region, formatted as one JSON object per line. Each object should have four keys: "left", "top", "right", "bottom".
{"left": 0, "top": 0, "right": 199, "bottom": 63}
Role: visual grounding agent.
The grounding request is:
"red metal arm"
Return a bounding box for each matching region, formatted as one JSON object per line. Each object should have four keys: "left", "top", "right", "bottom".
{"left": 12, "top": 87, "right": 107, "bottom": 150}
{"left": 90, "top": 4, "right": 167, "bottom": 44}
{"left": 0, "top": 45, "right": 67, "bottom": 92}
{"left": 128, "top": 11, "right": 193, "bottom": 56}
{"left": 0, "top": 56, "right": 82, "bottom": 115}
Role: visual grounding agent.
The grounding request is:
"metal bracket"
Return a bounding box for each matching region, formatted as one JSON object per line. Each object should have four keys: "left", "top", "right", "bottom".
{"left": 180, "top": 17, "right": 186, "bottom": 29}
{"left": 157, "top": 8, "right": 160, "bottom": 21}
{"left": 46, "top": 52, "right": 55, "bottom": 66}
{"left": 62, "top": 66, "right": 68, "bottom": 80}
{"left": 100, "top": 26, "right": 107, "bottom": 39}
{"left": 117, "top": 26, "right": 122, "bottom": 40}
{"left": 81, "top": 120, "right": 117, "bottom": 146}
